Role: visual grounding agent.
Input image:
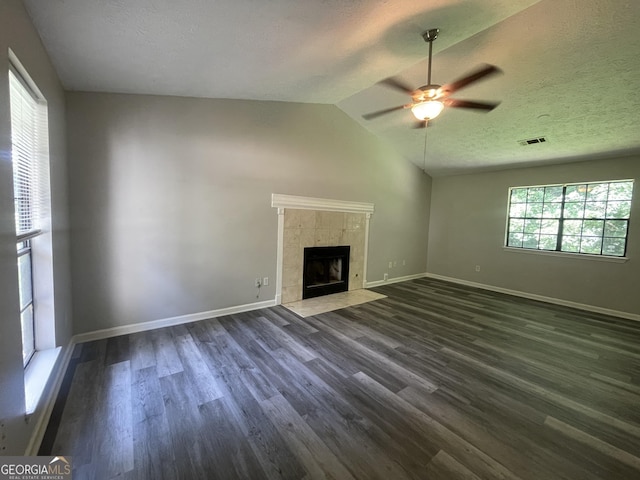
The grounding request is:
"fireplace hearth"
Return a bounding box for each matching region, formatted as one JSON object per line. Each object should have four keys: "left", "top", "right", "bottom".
{"left": 303, "top": 246, "right": 350, "bottom": 299}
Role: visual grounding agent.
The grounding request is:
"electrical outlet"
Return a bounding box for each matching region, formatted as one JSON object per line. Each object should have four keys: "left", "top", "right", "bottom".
{"left": 402, "top": 259, "right": 406, "bottom": 266}
{"left": 383, "top": 273, "right": 388, "bottom": 281}
{"left": 263, "top": 277, "right": 269, "bottom": 286}
{"left": 475, "top": 265, "right": 481, "bottom": 272}
{"left": 255, "top": 278, "right": 261, "bottom": 287}
{"left": 1, "top": 419, "right": 6, "bottom": 452}
{"left": 388, "top": 261, "right": 393, "bottom": 268}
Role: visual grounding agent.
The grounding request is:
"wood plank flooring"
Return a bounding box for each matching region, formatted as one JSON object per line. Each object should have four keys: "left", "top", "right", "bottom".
{"left": 39, "top": 278, "right": 640, "bottom": 479}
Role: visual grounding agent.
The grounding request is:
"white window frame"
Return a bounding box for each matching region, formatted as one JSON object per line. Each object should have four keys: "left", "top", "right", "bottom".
{"left": 504, "top": 179, "right": 634, "bottom": 259}
{"left": 9, "top": 50, "right": 57, "bottom": 382}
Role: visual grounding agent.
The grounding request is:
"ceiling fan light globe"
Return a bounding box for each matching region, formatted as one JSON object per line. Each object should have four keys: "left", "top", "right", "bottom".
{"left": 411, "top": 100, "right": 444, "bottom": 121}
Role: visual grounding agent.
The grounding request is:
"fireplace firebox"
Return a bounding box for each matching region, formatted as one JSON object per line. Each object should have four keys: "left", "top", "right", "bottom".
{"left": 302, "top": 246, "right": 350, "bottom": 299}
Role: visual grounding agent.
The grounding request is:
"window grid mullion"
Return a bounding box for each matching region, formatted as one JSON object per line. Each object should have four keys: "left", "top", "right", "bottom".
{"left": 556, "top": 186, "right": 567, "bottom": 251}
{"left": 506, "top": 180, "right": 633, "bottom": 257}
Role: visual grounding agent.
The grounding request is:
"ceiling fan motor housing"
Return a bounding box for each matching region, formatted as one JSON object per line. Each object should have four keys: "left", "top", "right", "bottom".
{"left": 413, "top": 84, "right": 442, "bottom": 102}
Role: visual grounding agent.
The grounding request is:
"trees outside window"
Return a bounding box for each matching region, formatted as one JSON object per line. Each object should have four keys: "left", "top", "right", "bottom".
{"left": 506, "top": 180, "right": 634, "bottom": 257}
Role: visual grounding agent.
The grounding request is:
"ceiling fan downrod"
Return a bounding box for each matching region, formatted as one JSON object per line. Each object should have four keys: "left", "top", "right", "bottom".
{"left": 421, "top": 28, "right": 439, "bottom": 86}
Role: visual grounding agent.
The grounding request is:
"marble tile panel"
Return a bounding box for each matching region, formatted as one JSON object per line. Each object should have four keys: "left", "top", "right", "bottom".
{"left": 350, "top": 259, "right": 364, "bottom": 274}
{"left": 298, "top": 209, "right": 316, "bottom": 229}
{"left": 329, "top": 229, "right": 344, "bottom": 246}
{"left": 299, "top": 229, "right": 316, "bottom": 248}
{"left": 316, "top": 211, "right": 345, "bottom": 230}
{"left": 283, "top": 228, "right": 301, "bottom": 248}
{"left": 282, "top": 264, "right": 302, "bottom": 288}
{"left": 349, "top": 274, "right": 364, "bottom": 290}
{"left": 283, "top": 289, "right": 386, "bottom": 318}
{"left": 314, "top": 228, "right": 332, "bottom": 246}
{"left": 346, "top": 213, "right": 365, "bottom": 231}
{"left": 284, "top": 209, "right": 302, "bottom": 229}
{"left": 350, "top": 243, "right": 365, "bottom": 260}
{"left": 283, "top": 244, "right": 302, "bottom": 268}
{"left": 342, "top": 230, "right": 364, "bottom": 249}
{"left": 282, "top": 285, "right": 302, "bottom": 304}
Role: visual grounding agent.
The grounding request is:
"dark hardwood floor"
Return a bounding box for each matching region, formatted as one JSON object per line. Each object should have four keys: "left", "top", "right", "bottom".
{"left": 40, "top": 278, "right": 640, "bottom": 479}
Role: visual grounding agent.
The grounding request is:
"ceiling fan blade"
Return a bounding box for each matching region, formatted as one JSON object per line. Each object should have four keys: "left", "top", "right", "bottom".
{"left": 379, "top": 77, "right": 416, "bottom": 95}
{"left": 440, "top": 64, "right": 502, "bottom": 95}
{"left": 445, "top": 98, "right": 500, "bottom": 111}
{"left": 362, "top": 104, "right": 407, "bottom": 120}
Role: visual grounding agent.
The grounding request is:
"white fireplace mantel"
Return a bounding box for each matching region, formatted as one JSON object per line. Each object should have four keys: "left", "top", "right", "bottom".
{"left": 271, "top": 194, "right": 375, "bottom": 214}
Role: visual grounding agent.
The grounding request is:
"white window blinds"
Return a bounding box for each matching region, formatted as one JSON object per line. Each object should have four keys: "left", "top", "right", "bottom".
{"left": 9, "top": 68, "right": 50, "bottom": 238}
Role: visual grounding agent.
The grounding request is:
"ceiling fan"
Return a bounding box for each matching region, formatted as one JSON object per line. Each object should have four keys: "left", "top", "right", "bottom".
{"left": 363, "top": 28, "right": 502, "bottom": 128}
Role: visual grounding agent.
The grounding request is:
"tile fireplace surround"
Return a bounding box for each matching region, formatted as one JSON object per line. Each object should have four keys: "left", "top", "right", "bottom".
{"left": 272, "top": 194, "right": 374, "bottom": 304}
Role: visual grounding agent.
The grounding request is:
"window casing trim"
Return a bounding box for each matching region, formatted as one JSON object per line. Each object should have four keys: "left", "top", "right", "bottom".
{"left": 503, "top": 246, "right": 629, "bottom": 263}
{"left": 9, "top": 50, "right": 56, "bottom": 378}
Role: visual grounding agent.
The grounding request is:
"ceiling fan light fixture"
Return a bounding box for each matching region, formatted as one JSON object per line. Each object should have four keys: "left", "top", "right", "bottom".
{"left": 411, "top": 100, "right": 444, "bottom": 120}
{"left": 362, "top": 28, "right": 501, "bottom": 124}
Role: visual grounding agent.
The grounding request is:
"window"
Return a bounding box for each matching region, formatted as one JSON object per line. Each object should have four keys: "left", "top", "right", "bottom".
{"left": 17, "top": 240, "right": 35, "bottom": 365}
{"left": 9, "top": 61, "right": 51, "bottom": 367}
{"left": 506, "top": 180, "right": 634, "bottom": 257}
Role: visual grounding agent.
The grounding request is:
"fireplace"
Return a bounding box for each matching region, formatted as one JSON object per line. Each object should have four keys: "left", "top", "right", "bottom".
{"left": 303, "top": 246, "right": 350, "bottom": 299}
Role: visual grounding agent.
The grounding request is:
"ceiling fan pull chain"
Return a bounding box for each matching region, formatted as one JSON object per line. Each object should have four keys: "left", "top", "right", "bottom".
{"left": 423, "top": 125, "right": 429, "bottom": 172}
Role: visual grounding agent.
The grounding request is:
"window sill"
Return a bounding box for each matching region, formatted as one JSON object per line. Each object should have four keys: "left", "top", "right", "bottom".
{"left": 503, "top": 247, "right": 628, "bottom": 263}
{"left": 24, "top": 347, "right": 61, "bottom": 414}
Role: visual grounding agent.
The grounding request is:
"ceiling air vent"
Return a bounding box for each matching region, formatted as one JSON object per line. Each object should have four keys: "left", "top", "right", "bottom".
{"left": 518, "top": 136, "right": 547, "bottom": 146}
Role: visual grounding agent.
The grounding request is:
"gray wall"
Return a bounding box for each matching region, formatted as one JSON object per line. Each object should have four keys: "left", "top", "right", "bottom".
{"left": 0, "top": 0, "right": 72, "bottom": 454}
{"left": 427, "top": 155, "right": 640, "bottom": 316}
{"left": 66, "top": 92, "right": 431, "bottom": 334}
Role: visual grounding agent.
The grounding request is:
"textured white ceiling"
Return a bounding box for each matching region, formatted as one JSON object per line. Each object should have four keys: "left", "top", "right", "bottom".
{"left": 338, "top": 0, "right": 640, "bottom": 175}
{"left": 23, "top": 0, "right": 640, "bottom": 175}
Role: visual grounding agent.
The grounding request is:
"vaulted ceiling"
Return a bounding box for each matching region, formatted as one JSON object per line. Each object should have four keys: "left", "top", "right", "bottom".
{"left": 23, "top": 0, "right": 640, "bottom": 176}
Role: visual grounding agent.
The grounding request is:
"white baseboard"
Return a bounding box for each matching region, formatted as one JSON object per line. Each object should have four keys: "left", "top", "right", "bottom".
{"left": 73, "top": 299, "right": 277, "bottom": 344}
{"left": 424, "top": 273, "right": 640, "bottom": 322}
{"left": 366, "top": 272, "right": 427, "bottom": 289}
